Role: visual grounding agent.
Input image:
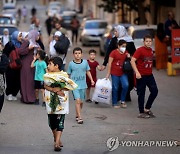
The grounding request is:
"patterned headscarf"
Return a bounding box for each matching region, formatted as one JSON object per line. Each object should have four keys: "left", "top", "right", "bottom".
{"left": 115, "top": 25, "right": 133, "bottom": 42}
{"left": 11, "top": 31, "right": 22, "bottom": 48}
{"left": 28, "top": 30, "right": 39, "bottom": 46}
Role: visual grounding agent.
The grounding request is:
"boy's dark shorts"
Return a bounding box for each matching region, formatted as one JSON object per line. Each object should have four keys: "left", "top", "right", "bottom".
{"left": 34, "top": 80, "right": 44, "bottom": 89}
{"left": 48, "top": 114, "right": 65, "bottom": 131}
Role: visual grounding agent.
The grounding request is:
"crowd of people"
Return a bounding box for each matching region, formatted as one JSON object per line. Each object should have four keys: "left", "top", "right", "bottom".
{"left": 0, "top": 8, "right": 179, "bottom": 152}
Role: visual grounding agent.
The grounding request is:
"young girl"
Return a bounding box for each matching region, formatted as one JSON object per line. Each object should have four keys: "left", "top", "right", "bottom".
{"left": 31, "top": 50, "right": 48, "bottom": 106}
{"left": 86, "top": 49, "right": 101, "bottom": 103}
{"left": 106, "top": 40, "right": 130, "bottom": 108}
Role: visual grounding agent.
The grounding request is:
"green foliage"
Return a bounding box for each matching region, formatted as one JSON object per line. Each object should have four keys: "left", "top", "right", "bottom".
{"left": 98, "top": 0, "right": 139, "bottom": 13}
{"left": 50, "top": 93, "right": 60, "bottom": 113}
{"left": 51, "top": 81, "right": 66, "bottom": 88}
{"left": 98, "top": 0, "right": 121, "bottom": 13}
{"left": 49, "top": 81, "right": 65, "bottom": 113}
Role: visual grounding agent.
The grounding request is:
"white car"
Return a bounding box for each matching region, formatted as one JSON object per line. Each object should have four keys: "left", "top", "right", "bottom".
{"left": 128, "top": 25, "right": 157, "bottom": 65}
{"left": 128, "top": 25, "right": 157, "bottom": 51}
{"left": 80, "top": 19, "right": 108, "bottom": 46}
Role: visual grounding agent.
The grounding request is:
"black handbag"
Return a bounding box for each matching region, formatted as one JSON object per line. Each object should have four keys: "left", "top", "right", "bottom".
{"left": 123, "top": 58, "right": 133, "bottom": 73}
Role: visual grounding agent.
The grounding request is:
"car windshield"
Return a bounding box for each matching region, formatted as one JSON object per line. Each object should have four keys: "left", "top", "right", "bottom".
{"left": 132, "top": 29, "right": 156, "bottom": 39}
{"left": 85, "top": 22, "right": 107, "bottom": 29}
{"left": 62, "top": 16, "right": 73, "bottom": 20}
{"left": 0, "top": 17, "right": 12, "bottom": 24}
{"left": 0, "top": 27, "right": 18, "bottom": 35}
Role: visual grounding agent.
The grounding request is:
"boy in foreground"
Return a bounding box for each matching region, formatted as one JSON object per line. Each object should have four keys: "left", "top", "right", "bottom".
{"left": 131, "top": 35, "right": 158, "bottom": 118}
{"left": 44, "top": 57, "right": 77, "bottom": 151}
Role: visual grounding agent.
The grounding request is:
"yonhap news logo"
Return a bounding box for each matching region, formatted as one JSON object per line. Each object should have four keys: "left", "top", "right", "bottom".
{"left": 106, "top": 137, "right": 178, "bottom": 151}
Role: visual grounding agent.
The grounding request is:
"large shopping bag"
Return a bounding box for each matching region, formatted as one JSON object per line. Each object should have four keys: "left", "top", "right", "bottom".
{"left": 92, "top": 78, "right": 112, "bottom": 105}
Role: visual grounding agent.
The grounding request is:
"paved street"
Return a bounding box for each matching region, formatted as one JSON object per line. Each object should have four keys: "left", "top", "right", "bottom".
{"left": 0, "top": 0, "right": 180, "bottom": 154}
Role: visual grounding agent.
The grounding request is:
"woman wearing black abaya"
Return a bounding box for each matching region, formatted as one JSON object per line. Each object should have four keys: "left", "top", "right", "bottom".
{"left": 102, "top": 25, "right": 136, "bottom": 101}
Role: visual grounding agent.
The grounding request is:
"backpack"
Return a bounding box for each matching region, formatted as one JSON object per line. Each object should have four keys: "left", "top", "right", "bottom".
{"left": 9, "top": 48, "right": 22, "bottom": 69}
{"left": 54, "top": 34, "right": 70, "bottom": 55}
{"left": 0, "top": 53, "right": 9, "bottom": 74}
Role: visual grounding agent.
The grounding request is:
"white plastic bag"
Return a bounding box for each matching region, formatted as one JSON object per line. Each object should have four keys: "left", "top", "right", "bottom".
{"left": 92, "top": 78, "right": 112, "bottom": 105}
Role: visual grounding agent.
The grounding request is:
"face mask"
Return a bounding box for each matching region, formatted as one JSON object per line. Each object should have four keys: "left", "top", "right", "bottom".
{"left": 120, "top": 47, "right": 126, "bottom": 53}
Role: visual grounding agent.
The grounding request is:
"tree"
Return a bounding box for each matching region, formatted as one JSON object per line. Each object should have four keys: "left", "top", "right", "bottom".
{"left": 98, "top": 0, "right": 148, "bottom": 24}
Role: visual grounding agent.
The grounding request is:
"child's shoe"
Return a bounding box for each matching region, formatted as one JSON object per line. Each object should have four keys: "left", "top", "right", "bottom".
{"left": 54, "top": 145, "right": 61, "bottom": 151}
{"left": 34, "top": 99, "right": 39, "bottom": 105}
{"left": 77, "top": 118, "right": 83, "bottom": 124}
{"left": 120, "top": 103, "right": 127, "bottom": 108}
{"left": 86, "top": 99, "right": 92, "bottom": 103}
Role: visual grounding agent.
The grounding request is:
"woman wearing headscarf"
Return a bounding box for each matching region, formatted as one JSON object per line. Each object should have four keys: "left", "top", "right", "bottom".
{"left": 18, "top": 30, "right": 42, "bottom": 104}
{"left": 102, "top": 25, "right": 136, "bottom": 101}
{"left": 3, "top": 31, "right": 22, "bottom": 101}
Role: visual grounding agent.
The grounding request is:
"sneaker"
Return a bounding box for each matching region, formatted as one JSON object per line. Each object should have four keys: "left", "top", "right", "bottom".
{"left": 34, "top": 99, "right": 39, "bottom": 105}
{"left": 12, "top": 96, "right": 17, "bottom": 101}
{"left": 120, "top": 103, "right": 127, "bottom": 108}
{"left": 138, "top": 113, "right": 150, "bottom": 119}
{"left": 42, "top": 102, "right": 46, "bottom": 107}
{"left": 7, "top": 94, "right": 13, "bottom": 101}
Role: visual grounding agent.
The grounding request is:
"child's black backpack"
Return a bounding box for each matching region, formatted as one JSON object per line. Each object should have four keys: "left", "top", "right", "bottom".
{"left": 0, "top": 53, "right": 9, "bottom": 74}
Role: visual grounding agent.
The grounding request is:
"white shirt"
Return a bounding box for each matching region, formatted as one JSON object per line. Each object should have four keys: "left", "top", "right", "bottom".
{"left": 2, "top": 35, "right": 10, "bottom": 46}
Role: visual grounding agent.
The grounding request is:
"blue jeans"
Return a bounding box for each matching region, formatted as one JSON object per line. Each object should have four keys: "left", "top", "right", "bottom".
{"left": 136, "top": 74, "right": 158, "bottom": 113}
{"left": 111, "top": 74, "right": 129, "bottom": 106}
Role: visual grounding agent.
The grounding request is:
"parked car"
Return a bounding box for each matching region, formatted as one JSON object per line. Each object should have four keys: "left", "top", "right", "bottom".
{"left": 99, "top": 23, "right": 131, "bottom": 56}
{"left": 61, "top": 11, "right": 77, "bottom": 30}
{"left": 1, "top": 9, "right": 17, "bottom": 25}
{"left": 80, "top": 19, "right": 108, "bottom": 46}
{"left": 0, "top": 15, "right": 15, "bottom": 25}
{"left": 128, "top": 25, "right": 157, "bottom": 50}
{"left": 128, "top": 25, "right": 157, "bottom": 65}
{"left": 0, "top": 24, "right": 18, "bottom": 38}
{"left": 3, "top": 0, "right": 16, "bottom": 9}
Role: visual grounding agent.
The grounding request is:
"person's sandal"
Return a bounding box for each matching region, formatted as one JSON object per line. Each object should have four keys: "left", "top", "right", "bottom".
{"left": 76, "top": 116, "right": 78, "bottom": 121}
{"left": 54, "top": 145, "right": 61, "bottom": 151}
{"left": 86, "top": 99, "right": 92, "bottom": 103}
{"left": 54, "top": 139, "right": 63, "bottom": 148}
{"left": 138, "top": 113, "right": 150, "bottom": 119}
{"left": 59, "top": 141, "right": 63, "bottom": 147}
{"left": 144, "top": 110, "right": 156, "bottom": 118}
{"left": 77, "top": 118, "right": 83, "bottom": 124}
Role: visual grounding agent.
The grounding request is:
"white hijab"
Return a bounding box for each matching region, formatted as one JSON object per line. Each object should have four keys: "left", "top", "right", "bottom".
{"left": 22, "top": 32, "right": 29, "bottom": 39}
{"left": 115, "top": 25, "right": 133, "bottom": 42}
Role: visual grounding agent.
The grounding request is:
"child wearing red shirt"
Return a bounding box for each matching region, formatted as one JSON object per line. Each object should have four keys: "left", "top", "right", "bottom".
{"left": 131, "top": 35, "right": 158, "bottom": 118}
{"left": 106, "top": 40, "right": 130, "bottom": 108}
{"left": 86, "top": 49, "right": 101, "bottom": 103}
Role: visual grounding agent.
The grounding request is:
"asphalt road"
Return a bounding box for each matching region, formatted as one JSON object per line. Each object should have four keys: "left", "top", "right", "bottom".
{"left": 0, "top": 0, "right": 180, "bottom": 154}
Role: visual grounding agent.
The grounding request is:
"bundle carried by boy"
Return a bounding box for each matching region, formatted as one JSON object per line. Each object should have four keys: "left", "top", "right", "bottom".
{"left": 44, "top": 71, "right": 77, "bottom": 114}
